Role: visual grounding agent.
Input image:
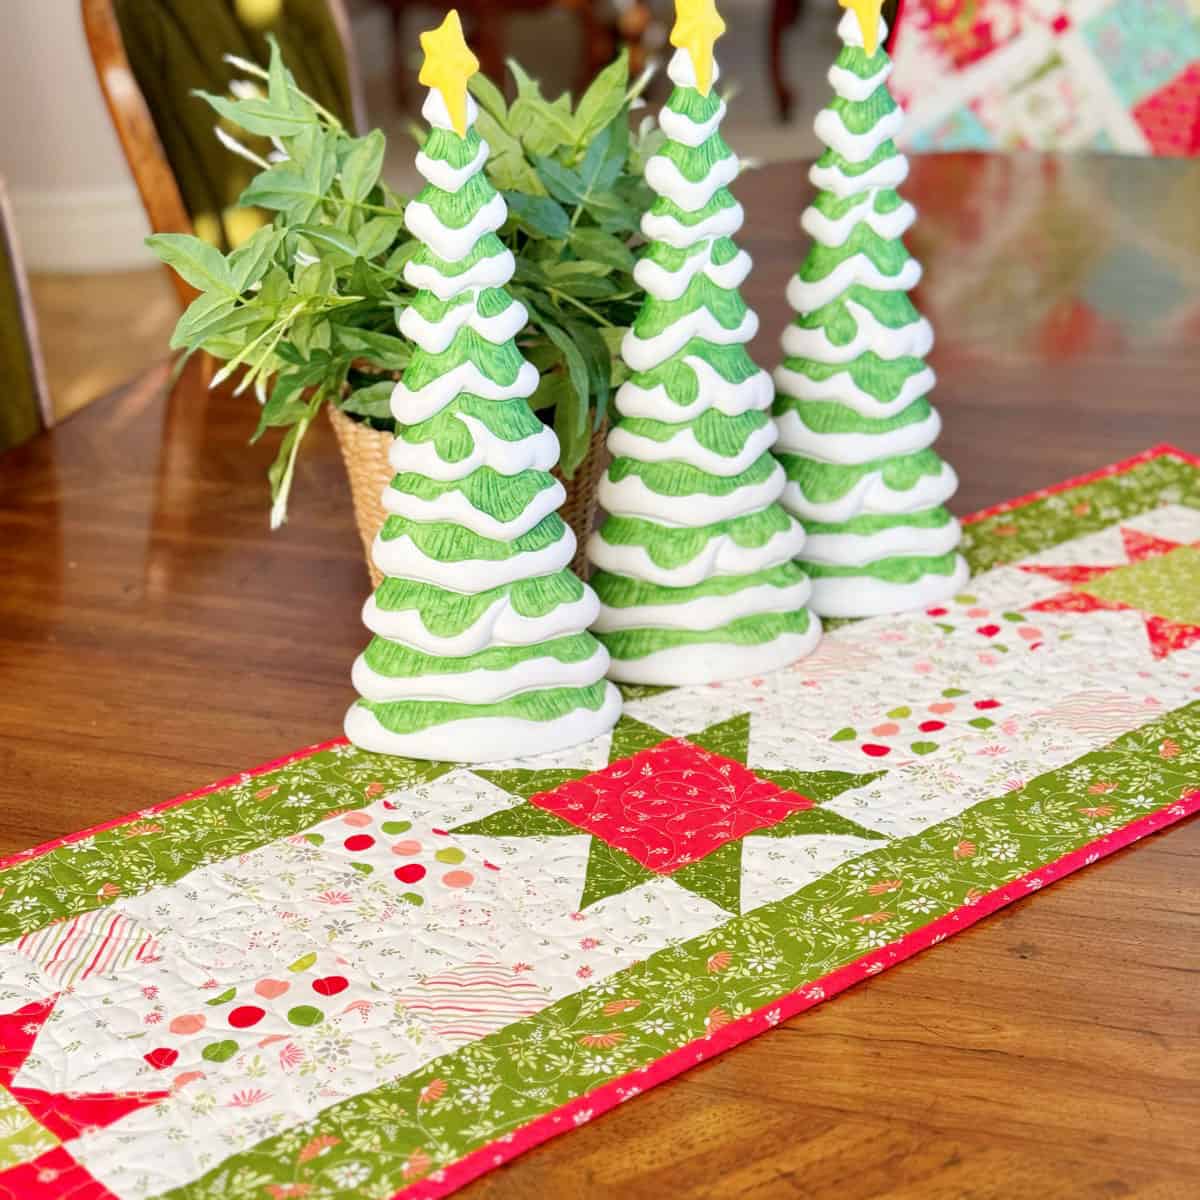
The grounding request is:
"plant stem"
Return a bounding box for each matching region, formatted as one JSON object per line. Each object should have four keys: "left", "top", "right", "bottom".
{"left": 547, "top": 288, "right": 614, "bottom": 326}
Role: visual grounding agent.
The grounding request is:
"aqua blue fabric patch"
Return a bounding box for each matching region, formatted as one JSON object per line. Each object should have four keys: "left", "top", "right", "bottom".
{"left": 1081, "top": 0, "right": 1200, "bottom": 106}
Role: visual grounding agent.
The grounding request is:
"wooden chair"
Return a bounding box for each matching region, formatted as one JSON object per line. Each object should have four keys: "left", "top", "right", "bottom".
{"left": 0, "top": 177, "right": 52, "bottom": 453}
{"left": 82, "top": 0, "right": 366, "bottom": 308}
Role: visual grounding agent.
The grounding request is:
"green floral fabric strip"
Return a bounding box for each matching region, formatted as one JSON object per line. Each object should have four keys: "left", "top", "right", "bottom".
{"left": 0, "top": 748, "right": 451, "bottom": 945}
{"left": 158, "top": 701, "right": 1200, "bottom": 1200}
{"left": 961, "top": 451, "right": 1199, "bottom": 574}
{"left": 0, "top": 1085, "right": 58, "bottom": 1172}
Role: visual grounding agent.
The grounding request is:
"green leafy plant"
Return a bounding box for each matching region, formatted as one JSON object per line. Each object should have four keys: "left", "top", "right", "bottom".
{"left": 465, "top": 57, "right": 659, "bottom": 474}
{"left": 151, "top": 38, "right": 659, "bottom": 526}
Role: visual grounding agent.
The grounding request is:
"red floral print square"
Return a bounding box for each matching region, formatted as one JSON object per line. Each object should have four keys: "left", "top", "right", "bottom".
{"left": 529, "top": 739, "right": 812, "bottom": 873}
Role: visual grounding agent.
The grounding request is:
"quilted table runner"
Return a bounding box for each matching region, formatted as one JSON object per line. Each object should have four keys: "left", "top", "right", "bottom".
{"left": 2, "top": 446, "right": 1199, "bottom": 1200}
{"left": 891, "top": 0, "right": 1200, "bottom": 155}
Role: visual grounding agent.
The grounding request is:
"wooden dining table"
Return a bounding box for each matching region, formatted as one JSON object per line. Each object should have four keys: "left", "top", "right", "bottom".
{"left": 2, "top": 153, "right": 1198, "bottom": 1198}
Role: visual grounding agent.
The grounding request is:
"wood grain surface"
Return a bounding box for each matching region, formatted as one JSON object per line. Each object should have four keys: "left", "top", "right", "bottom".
{"left": 2, "top": 154, "right": 1198, "bottom": 1198}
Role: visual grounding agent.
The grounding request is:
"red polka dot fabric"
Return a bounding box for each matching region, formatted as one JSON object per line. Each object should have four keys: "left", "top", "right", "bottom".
{"left": 1133, "top": 64, "right": 1200, "bottom": 156}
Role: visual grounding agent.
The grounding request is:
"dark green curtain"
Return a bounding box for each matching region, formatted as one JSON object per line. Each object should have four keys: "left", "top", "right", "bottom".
{"left": 113, "top": 0, "right": 356, "bottom": 249}
{"left": 0, "top": 226, "right": 43, "bottom": 453}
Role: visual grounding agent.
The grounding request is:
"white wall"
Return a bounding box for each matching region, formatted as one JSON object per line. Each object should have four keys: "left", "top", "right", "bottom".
{"left": 0, "top": 0, "right": 152, "bottom": 271}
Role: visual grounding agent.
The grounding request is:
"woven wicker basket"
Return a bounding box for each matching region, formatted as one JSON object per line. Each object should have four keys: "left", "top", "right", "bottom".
{"left": 328, "top": 405, "right": 608, "bottom": 589}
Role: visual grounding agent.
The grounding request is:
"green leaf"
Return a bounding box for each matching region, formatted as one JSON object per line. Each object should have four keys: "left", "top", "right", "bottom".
{"left": 547, "top": 261, "right": 614, "bottom": 282}
{"left": 174, "top": 304, "right": 266, "bottom": 353}
{"left": 341, "top": 129, "right": 386, "bottom": 203}
{"left": 170, "top": 292, "right": 235, "bottom": 349}
{"left": 294, "top": 224, "right": 359, "bottom": 260}
{"left": 268, "top": 409, "right": 316, "bottom": 529}
{"left": 283, "top": 122, "right": 320, "bottom": 171}
{"left": 504, "top": 191, "right": 570, "bottom": 239}
{"left": 473, "top": 107, "right": 522, "bottom": 156}
{"left": 604, "top": 100, "right": 632, "bottom": 167}
{"left": 531, "top": 367, "right": 587, "bottom": 477}
{"left": 539, "top": 323, "right": 589, "bottom": 404}
{"left": 252, "top": 377, "right": 311, "bottom": 443}
{"left": 512, "top": 94, "right": 577, "bottom": 157}
{"left": 569, "top": 228, "right": 635, "bottom": 271}
{"left": 579, "top": 188, "right": 635, "bottom": 227}
{"left": 227, "top": 225, "right": 284, "bottom": 292}
{"left": 258, "top": 264, "right": 291, "bottom": 308}
{"left": 340, "top": 380, "right": 395, "bottom": 419}
{"left": 469, "top": 72, "right": 508, "bottom": 123}
{"left": 289, "top": 312, "right": 316, "bottom": 357}
{"left": 506, "top": 59, "right": 544, "bottom": 103}
{"left": 336, "top": 326, "right": 410, "bottom": 369}
{"left": 266, "top": 34, "right": 299, "bottom": 115}
{"left": 512, "top": 256, "right": 552, "bottom": 289}
{"left": 483, "top": 147, "right": 543, "bottom": 195}
{"left": 474, "top": 104, "right": 541, "bottom": 194}
{"left": 205, "top": 987, "right": 238, "bottom": 1007}
{"left": 198, "top": 91, "right": 314, "bottom": 139}
{"left": 599, "top": 325, "right": 626, "bottom": 357}
{"left": 146, "top": 233, "right": 235, "bottom": 295}
{"left": 578, "top": 124, "right": 622, "bottom": 192}
{"left": 566, "top": 319, "right": 612, "bottom": 409}
{"left": 540, "top": 321, "right": 589, "bottom": 442}
{"left": 534, "top": 157, "right": 587, "bottom": 206}
{"left": 350, "top": 255, "right": 389, "bottom": 301}
{"left": 357, "top": 214, "right": 405, "bottom": 260}
{"left": 530, "top": 358, "right": 567, "bottom": 409}
{"left": 552, "top": 382, "right": 589, "bottom": 480}
{"left": 288, "top": 952, "right": 317, "bottom": 973}
{"left": 240, "top": 166, "right": 322, "bottom": 222}
{"left": 241, "top": 131, "right": 336, "bottom": 221}
{"left": 383, "top": 239, "right": 420, "bottom": 276}
{"left": 296, "top": 260, "right": 335, "bottom": 298}
{"left": 575, "top": 51, "right": 629, "bottom": 142}
{"left": 559, "top": 276, "right": 620, "bottom": 300}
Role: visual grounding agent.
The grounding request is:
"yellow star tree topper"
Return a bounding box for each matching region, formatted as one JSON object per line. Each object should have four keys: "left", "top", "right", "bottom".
{"left": 670, "top": 0, "right": 726, "bottom": 97}
{"left": 418, "top": 10, "right": 479, "bottom": 137}
{"left": 840, "top": 0, "right": 886, "bottom": 57}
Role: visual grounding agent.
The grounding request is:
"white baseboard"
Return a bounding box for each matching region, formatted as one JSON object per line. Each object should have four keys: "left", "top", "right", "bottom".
{"left": 10, "top": 184, "right": 154, "bottom": 272}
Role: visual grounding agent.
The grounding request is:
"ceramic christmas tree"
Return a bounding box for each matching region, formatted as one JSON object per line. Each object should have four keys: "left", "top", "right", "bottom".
{"left": 587, "top": 0, "right": 821, "bottom": 685}
{"left": 345, "top": 12, "right": 621, "bottom": 761}
{"left": 772, "top": 0, "right": 969, "bottom": 618}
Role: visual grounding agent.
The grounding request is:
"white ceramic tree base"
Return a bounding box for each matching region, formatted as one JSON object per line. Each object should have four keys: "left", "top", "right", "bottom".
{"left": 604, "top": 618, "right": 823, "bottom": 686}
{"left": 343, "top": 682, "right": 622, "bottom": 763}
{"left": 805, "top": 554, "right": 970, "bottom": 619}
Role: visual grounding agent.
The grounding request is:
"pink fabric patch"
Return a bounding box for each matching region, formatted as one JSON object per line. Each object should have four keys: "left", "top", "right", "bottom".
{"left": 0, "top": 1147, "right": 120, "bottom": 1199}
{"left": 10, "top": 1087, "right": 170, "bottom": 1141}
{"left": 1133, "top": 64, "right": 1200, "bottom": 157}
{"left": 530, "top": 739, "right": 812, "bottom": 872}
{"left": 0, "top": 998, "right": 56, "bottom": 1088}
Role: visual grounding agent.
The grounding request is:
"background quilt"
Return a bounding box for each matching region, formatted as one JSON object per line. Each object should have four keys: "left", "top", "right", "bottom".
{"left": 890, "top": 0, "right": 1200, "bottom": 154}
{"left": 1, "top": 446, "right": 1198, "bottom": 1200}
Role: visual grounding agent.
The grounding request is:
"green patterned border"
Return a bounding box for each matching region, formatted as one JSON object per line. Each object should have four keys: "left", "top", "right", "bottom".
{"left": 161, "top": 701, "right": 1200, "bottom": 1199}
{"left": 961, "top": 448, "right": 1199, "bottom": 572}
{"left": 0, "top": 747, "right": 449, "bottom": 944}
